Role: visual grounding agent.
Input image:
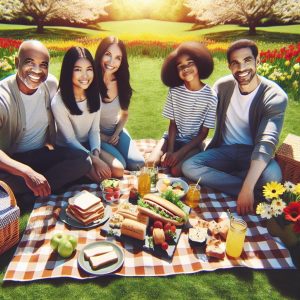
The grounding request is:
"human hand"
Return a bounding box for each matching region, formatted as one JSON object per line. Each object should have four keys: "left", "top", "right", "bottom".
{"left": 237, "top": 188, "right": 254, "bottom": 215}
{"left": 108, "top": 133, "right": 120, "bottom": 145}
{"left": 161, "top": 151, "right": 181, "bottom": 167}
{"left": 93, "top": 157, "right": 112, "bottom": 180}
{"left": 23, "top": 169, "right": 51, "bottom": 197}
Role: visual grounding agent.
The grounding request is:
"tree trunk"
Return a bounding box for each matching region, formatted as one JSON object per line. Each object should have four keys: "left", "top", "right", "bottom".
{"left": 36, "top": 20, "right": 44, "bottom": 34}
{"left": 248, "top": 23, "right": 256, "bottom": 35}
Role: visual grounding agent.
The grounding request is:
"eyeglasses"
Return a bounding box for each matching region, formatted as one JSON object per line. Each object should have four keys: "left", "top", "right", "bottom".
{"left": 176, "top": 61, "right": 195, "bottom": 72}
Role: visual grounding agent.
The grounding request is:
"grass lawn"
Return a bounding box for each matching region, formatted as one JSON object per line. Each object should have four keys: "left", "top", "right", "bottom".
{"left": 1, "top": 20, "right": 300, "bottom": 299}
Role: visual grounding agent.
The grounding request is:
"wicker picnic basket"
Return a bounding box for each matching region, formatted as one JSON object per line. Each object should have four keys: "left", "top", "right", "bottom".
{"left": 0, "top": 180, "right": 20, "bottom": 255}
{"left": 275, "top": 134, "right": 300, "bottom": 184}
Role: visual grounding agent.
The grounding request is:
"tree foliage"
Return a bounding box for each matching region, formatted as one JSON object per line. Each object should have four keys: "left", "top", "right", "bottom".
{"left": 185, "top": 0, "right": 300, "bottom": 34}
{"left": 1, "top": 0, "right": 111, "bottom": 33}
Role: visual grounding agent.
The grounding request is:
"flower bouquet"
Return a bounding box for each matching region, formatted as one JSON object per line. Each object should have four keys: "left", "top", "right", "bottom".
{"left": 256, "top": 181, "right": 300, "bottom": 247}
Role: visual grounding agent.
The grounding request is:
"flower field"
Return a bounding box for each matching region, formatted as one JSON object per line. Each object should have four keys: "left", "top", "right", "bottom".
{"left": 258, "top": 42, "right": 300, "bottom": 100}
{"left": 0, "top": 36, "right": 299, "bottom": 100}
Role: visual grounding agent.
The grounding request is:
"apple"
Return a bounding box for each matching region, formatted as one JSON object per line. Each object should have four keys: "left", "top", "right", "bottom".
{"left": 67, "top": 234, "right": 78, "bottom": 249}
{"left": 50, "top": 232, "right": 67, "bottom": 251}
{"left": 58, "top": 239, "right": 74, "bottom": 258}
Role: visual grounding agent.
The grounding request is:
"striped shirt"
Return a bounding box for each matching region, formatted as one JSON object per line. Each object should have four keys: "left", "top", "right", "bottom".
{"left": 162, "top": 84, "right": 218, "bottom": 142}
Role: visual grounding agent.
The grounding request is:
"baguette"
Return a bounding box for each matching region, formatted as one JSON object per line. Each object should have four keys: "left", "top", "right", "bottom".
{"left": 84, "top": 245, "right": 114, "bottom": 260}
{"left": 120, "top": 218, "right": 147, "bottom": 241}
{"left": 89, "top": 251, "right": 118, "bottom": 269}
{"left": 138, "top": 194, "right": 187, "bottom": 226}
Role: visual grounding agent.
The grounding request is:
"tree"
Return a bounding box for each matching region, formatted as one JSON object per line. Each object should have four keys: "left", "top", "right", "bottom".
{"left": 185, "top": 0, "right": 300, "bottom": 35}
{"left": 2, "top": 0, "right": 111, "bottom": 33}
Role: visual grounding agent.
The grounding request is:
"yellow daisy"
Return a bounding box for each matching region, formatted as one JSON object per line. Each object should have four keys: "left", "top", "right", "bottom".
{"left": 263, "top": 181, "right": 285, "bottom": 199}
{"left": 256, "top": 203, "right": 266, "bottom": 215}
{"left": 294, "top": 183, "right": 300, "bottom": 195}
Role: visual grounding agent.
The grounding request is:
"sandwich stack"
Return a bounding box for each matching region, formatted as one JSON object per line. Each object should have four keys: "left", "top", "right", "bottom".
{"left": 66, "top": 190, "right": 104, "bottom": 225}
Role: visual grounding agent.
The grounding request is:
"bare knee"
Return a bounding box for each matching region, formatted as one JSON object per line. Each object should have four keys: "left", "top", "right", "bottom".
{"left": 111, "top": 160, "right": 124, "bottom": 178}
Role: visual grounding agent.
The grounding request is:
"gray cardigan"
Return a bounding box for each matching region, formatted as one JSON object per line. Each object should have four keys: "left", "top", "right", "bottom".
{"left": 0, "top": 74, "right": 58, "bottom": 154}
{"left": 209, "top": 75, "right": 288, "bottom": 164}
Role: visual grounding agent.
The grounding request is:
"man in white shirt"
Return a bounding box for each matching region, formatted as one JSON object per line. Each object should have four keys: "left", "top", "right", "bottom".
{"left": 182, "top": 39, "right": 287, "bottom": 215}
{"left": 0, "top": 40, "right": 91, "bottom": 209}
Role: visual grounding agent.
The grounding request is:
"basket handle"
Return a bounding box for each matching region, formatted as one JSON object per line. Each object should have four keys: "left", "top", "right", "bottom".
{"left": 0, "top": 180, "right": 17, "bottom": 207}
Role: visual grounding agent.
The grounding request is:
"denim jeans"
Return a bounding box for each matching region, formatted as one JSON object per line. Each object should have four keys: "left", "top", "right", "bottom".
{"left": 101, "top": 129, "right": 145, "bottom": 171}
{"left": 181, "top": 144, "right": 282, "bottom": 198}
{"left": 0, "top": 146, "right": 91, "bottom": 195}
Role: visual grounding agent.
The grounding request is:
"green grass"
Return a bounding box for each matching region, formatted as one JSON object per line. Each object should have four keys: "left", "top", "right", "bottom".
{"left": 0, "top": 20, "right": 300, "bottom": 49}
{"left": 1, "top": 20, "right": 300, "bottom": 299}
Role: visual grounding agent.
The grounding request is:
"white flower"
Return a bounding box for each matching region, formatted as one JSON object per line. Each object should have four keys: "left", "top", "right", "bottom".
{"left": 271, "top": 198, "right": 286, "bottom": 216}
{"left": 261, "top": 204, "right": 273, "bottom": 219}
{"left": 284, "top": 181, "right": 295, "bottom": 192}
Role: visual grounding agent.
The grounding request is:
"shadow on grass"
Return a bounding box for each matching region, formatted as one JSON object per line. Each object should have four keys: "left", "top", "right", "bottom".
{"left": 203, "top": 30, "right": 300, "bottom": 44}
{"left": 2, "top": 268, "right": 300, "bottom": 298}
{"left": 0, "top": 27, "right": 107, "bottom": 41}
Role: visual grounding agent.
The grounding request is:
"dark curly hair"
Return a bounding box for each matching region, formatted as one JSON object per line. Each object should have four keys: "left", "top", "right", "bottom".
{"left": 161, "top": 41, "right": 214, "bottom": 88}
{"left": 227, "top": 39, "right": 259, "bottom": 63}
{"left": 94, "top": 36, "right": 132, "bottom": 110}
{"left": 59, "top": 47, "right": 100, "bottom": 115}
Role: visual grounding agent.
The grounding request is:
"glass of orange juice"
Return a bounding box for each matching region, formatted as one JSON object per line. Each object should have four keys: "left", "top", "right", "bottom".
{"left": 138, "top": 167, "right": 151, "bottom": 197}
{"left": 185, "top": 184, "right": 201, "bottom": 208}
{"left": 225, "top": 218, "right": 247, "bottom": 258}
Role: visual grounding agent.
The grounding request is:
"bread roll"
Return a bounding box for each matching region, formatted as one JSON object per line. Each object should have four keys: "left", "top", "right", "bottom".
{"left": 153, "top": 228, "right": 165, "bottom": 245}
{"left": 120, "top": 219, "right": 147, "bottom": 241}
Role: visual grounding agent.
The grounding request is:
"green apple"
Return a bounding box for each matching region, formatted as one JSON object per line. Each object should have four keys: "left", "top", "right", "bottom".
{"left": 67, "top": 234, "right": 78, "bottom": 249}
{"left": 58, "top": 239, "right": 74, "bottom": 258}
{"left": 50, "top": 232, "right": 67, "bottom": 251}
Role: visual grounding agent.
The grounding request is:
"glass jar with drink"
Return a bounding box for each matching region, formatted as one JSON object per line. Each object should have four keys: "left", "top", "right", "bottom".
{"left": 138, "top": 167, "right": 151, "bottom": 197}
{"left": 225, "top": 218, "right": 247, "bottom": 258}
{"left": 185, "top": 184, "right": 201, "bottom": 208}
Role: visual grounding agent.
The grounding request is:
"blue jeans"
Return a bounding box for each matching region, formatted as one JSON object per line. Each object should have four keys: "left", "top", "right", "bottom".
{"left": 181, "top": 144, "right": 282, "bottom": 198}
{"left": 101, "top": 129, "right": 145, "bottom": 171}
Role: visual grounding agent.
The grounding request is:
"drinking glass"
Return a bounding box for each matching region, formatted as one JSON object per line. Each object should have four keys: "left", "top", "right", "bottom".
{"left": 138, "top": 167, "right": 151, "bottom": 197}
{"left": 185, "top": 184, "right": 200, "bottom": 208}
{"left": 225, "top": 218, "right": 247, "bottom": 258}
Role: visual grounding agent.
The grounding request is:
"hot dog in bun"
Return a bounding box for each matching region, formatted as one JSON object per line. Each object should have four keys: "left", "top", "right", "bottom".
{"left": 137, "top": 194, "right": 187, "bottom": 226}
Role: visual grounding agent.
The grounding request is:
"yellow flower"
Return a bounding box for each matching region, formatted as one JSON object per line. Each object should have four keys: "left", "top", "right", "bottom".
{"left": 293, "top": 63, "right": 300, "bottom": 71}
{"left": 285, "top": 60, "right": 290, "bottom": 66}
{"left": 295, "top": 183, "right": 300, "bottom": 195}
{"left": 256, "top": 202, "right": 266, "bottom": 215}
{"left": 263, "top": 181, "right": 285, "bottom": 199}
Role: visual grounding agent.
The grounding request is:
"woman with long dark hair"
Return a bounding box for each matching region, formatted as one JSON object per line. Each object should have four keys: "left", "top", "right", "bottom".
{"left": 51, "top": 46, "right": 123, "bottom": 182}
{"left": 94, "top": 36, "right": 145, "bottom": 171}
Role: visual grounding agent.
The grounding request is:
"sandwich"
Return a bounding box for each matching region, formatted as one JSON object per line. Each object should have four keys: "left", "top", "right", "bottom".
{"left": 89, "top": 251, "right": 118, "bottom": 270}
{"left": 84, "top": 245, "right": 114, "bottom": 260}
{"left": 137, "top": 194, "right": 187, "bottom": 226}
{"left": 117, "top": 202, "right": 149, "bottom": 225}
{"left": 205, "top": 237, "right": 225, "bottom": 260}
{"left": 208, "top": 219, "right": 229, "bottom": 240}
{"left": 120, "top": 218, "right": 147, "bottom": 241}
{"left": 66, "top": 190, "right": 104, "bottom": 225}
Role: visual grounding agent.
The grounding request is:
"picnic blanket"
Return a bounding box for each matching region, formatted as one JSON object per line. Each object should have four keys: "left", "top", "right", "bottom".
{"left": 3, "top": 139, "right": 295, "bottom": 281}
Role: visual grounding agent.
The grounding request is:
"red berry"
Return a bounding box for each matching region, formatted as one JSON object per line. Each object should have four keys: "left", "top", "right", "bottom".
{"left": 105, "top": 194, "right": 113, "bottom": 201}
{"left": 114, "top": 191, "right": 120, "bottom": 198}
{"left": 170, "top": 225, "right": 176, "bottom": 233}
{"left": 104, "top": 187, "right": 113, "bottom": 193}
{"left": 153, "top": 221, "right": 163, "bottom": 229}
{"left": 164, "top": 222, "right": 171, "bottom": 231}
{"left": 161, "top": 242, "right": 168, "bottom": 250}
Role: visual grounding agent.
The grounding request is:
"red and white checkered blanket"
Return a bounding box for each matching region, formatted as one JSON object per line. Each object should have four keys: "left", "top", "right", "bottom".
{"left": 3, "top": 140, "right": 295, "bottom": 281}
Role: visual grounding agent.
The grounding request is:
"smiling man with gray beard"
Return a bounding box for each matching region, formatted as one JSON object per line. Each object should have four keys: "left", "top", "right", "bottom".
{"left": 0, "top": 40, "right": 92, "bottom": 210}
{"left": 182, "top": 39, "right": 288, "bottom": 216}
